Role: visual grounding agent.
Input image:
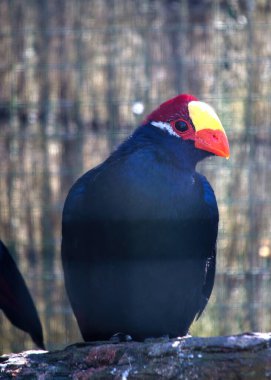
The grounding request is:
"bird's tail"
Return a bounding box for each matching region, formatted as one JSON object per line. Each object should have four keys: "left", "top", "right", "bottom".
{"left": 0, "top": 240, "right": 45, "bottom": 349}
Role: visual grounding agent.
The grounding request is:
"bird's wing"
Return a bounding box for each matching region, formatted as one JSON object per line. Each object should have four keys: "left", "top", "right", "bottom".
{"left": 0, "top": 241, "right": 45, "bottom": 349}
{"left": 196, "top": 248, "right": 216, "bottom": 320}
{"left": 195, "top": 174, "right": 219, "bottom": 319}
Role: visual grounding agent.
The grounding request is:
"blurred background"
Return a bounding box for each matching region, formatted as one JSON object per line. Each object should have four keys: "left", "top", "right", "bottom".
{"left": 0, "top": 0, "right": 271, "bottom": 353}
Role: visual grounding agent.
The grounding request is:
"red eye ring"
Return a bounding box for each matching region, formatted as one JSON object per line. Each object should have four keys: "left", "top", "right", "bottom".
{"left": 173, "top": 119, "right": 189, "bottom": 132}
{"left": 170, "top": 118, "right": 191, "bottom": 134}
{"left": 170, "top": 118, "right": 195, "bottom": 140}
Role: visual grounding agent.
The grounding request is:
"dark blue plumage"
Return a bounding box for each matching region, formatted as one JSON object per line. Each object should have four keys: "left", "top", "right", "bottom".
{"left": 0, "top": 240, "right": 45, "bottom": 349}
{"left": 62, "top": 117, "right": 221, "bottom": 341}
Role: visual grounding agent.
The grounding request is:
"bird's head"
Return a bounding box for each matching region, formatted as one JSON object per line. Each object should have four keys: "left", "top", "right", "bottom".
{"left": 144, "top": 94, "right": 230, "bottom": 159}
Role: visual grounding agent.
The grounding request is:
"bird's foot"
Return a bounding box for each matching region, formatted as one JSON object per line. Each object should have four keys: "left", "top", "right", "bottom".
{"left": 110, "top": 332, "right": 133, "bottom": 343}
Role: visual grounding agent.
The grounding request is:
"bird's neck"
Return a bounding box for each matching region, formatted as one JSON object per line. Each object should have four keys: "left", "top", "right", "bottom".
{"left": 126, "top": 124, "right": 211, "bottom": 171}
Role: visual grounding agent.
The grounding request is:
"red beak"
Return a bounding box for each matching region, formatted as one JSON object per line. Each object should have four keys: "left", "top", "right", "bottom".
{"left": 195, "top": 128, "right": 230, "bottom": 159}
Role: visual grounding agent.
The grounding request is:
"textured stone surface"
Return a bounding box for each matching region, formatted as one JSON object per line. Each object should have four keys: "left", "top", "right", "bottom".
{"left": 1, "top": 333, "right": 271, "bottom": 379}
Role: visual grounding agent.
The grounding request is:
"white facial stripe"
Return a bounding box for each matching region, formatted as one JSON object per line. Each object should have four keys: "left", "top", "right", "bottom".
{"left": 151, "top": 121, "right": 180, "bottom": 138}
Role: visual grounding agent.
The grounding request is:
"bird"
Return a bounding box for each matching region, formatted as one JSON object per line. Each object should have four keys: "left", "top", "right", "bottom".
{"left": 0, "top": 240, "right": 45, "bottom": 349}
{"left": 61, "top": 94, "right": 230, "bottom": 342}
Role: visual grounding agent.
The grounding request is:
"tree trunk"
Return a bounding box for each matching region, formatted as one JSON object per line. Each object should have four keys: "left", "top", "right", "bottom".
{"left": 0, "top": 333, "right": 270, "bottom": 379}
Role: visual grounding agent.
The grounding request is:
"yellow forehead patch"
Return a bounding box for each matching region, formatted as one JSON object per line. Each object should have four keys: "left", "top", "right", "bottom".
{"left": 188, "top": 101, "right": 225, "bottom": 133}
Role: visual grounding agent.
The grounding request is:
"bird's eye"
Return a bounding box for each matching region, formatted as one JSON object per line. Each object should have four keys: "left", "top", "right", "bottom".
{"left": 174, "top": 119, "right": 189, "bottom": 133}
